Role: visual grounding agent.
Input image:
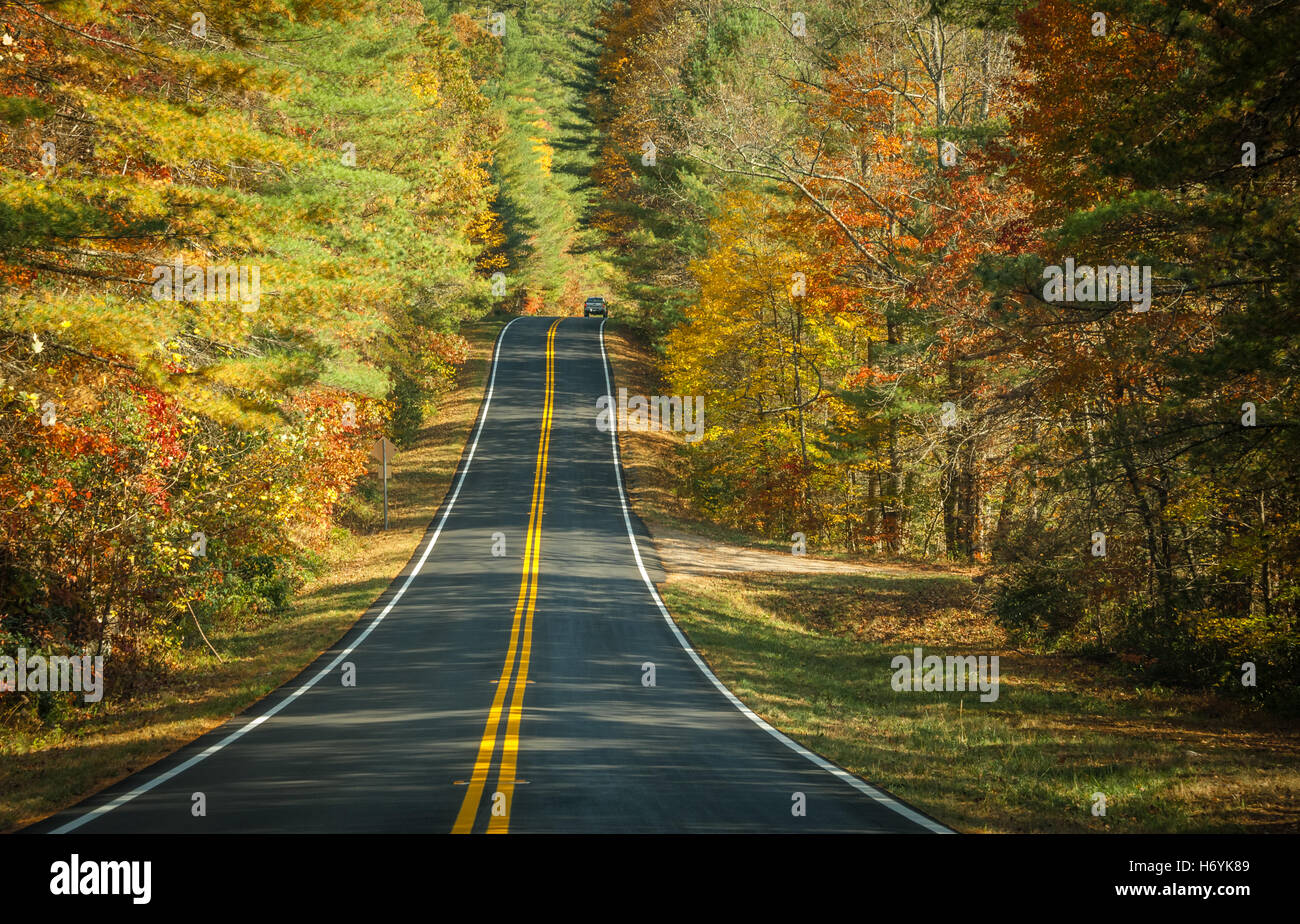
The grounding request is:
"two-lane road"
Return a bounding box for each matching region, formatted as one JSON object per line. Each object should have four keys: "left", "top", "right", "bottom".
{"left": 32, "top": 317, "right": 949, "bottom": 834}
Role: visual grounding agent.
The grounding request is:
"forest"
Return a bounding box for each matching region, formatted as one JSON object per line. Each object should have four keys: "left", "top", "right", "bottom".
{"left": 0, "top": 0, "right": 507, "bottom": 703}
{"left": 1, "top": 0, "right": 1297, "bottom": 732}
{"left": 589, "top": 0, "right": 1300, "bottom": 707}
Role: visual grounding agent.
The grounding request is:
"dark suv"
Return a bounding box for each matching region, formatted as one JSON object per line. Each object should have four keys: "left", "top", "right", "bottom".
{"left": 583, "top": 296, "right": 608, "bottom": 318}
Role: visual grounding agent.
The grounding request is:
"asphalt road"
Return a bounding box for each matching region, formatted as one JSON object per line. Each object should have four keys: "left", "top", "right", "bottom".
{"left": 31, "top": 317, "right": 949, "bottom": 834}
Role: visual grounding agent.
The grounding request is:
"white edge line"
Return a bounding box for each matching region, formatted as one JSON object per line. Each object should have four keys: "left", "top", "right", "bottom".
{"left": 50, "top": 316, "right": 525, "bottom": 834}
{"left": 596, "top": 319, "right": 953, "bottom": 835}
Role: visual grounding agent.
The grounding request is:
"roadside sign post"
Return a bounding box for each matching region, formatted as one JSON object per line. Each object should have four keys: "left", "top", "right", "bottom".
{"left": 370, "top": 437, "right": 397, "bottom": 530}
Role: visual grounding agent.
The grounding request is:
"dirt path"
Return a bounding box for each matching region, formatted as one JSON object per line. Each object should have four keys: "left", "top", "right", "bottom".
{"left": 647, "top": 523, "right": 970, "bottom": 579}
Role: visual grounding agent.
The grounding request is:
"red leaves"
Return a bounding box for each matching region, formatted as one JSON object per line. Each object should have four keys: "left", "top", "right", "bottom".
{"left": 136, "top": 387, "right": 185, "bottom": 469}
{"left": 427, "top": 331, "right": 471, "bottom": 366}
{"left": 35, "top": 418, "right": 120, "bottom": 465}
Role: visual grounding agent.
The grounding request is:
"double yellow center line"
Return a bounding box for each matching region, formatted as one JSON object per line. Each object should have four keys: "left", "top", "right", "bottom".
{"left": 452, "top": 319, "right": 561, "bottom": 834}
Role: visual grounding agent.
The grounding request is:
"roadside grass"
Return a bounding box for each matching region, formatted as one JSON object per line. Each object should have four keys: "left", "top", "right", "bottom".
{"left": 663, "top": 571, "right": 1300, "bottom": 833}
{"left": 0, "top": 316, "right": 508, "bottom": 832}
{"left": 603, "top": 321, "right": 1300, "bottom": 834}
